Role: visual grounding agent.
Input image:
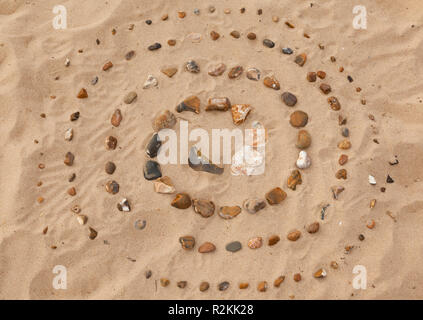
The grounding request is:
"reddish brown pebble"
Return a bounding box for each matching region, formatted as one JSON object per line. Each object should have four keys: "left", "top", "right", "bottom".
{"left": 179, "top": 236, "right": 195, "bottom": 250}
{"left": 161, "top": 14, "right": 168, "bottom": 21}
{"left": 230, "top": 30, "right": 240, "bottom": 38}
{"left": 105, "top": 136, "right": 117, "bottom": 150}
{"left": 367, "top": 220, "right": 376, "bottom": 229}
{"left": 287, "top": 170, "right": 302, "bottom": 190}
{"left": 268, "top": 235, "right": 280, "bottom": 246}
{"left": 178, "top": 12, "right": 186, "bottom": 18}
{"left": 247, "top": 32, "right": 256, "bottom": 40}
{"left": 111, "top": 109, "right": 122, "bottom": 127}
{"left": 67, "top": 187, "right": 76, "bottom": 196}
{"left": 219, "top": 206, "right": 241, "bottom": 219}
{"left": 274, "top": 276, "right": 285, "bottom": 287}
{"left": 338, "top": 139, "right": 351, "bottom": 150}
{"left": 103, "top": 61, "right": 113, "bottom": 71}
{"left": 43, "top": 226, "right": 48, "bottom": 234}
{"left": 285, "top": 21, "right": 295, "bottom": 28}
{"left": 77, "top": 88, "right": 88, "bottom": 99}
{"left": 167, "top": 39, "right": 176, "bottom": 46}
{"left": 287, "top": 230, "right": 301, "bottom": 241}
{"left": 160, "top": 278, "right": 170, "bottom": 287}
{"left": 307, "top": 72, "right": 316, "bottom": 82}
{"left": 294, "top": 53, "right": 307, "bottom": 66}
{"left": 210, "top": 31, "right": 220, "bottom": 40}
{"left": 228, "top": 66, "right": 243, "bottom": 79}
{"left": 339, "top": 66, "right": 344, "bottom": 72}
{"left": 89, "top": 227, "right": 97, "bottom": 240}
{"left": 200, "top": 282, "right": 210, "bottom": 292}
{"left": 198, "top": 242, "right": 216, "bottom": 253}
{"left": 172, "top": 193, "right": 192, "bottom": 209}
{"left": 328, "top": 96, "right": 341, "bottom": 110}
{"left": 64, "top": 152, "right": 75, "bottom": 166}
{"left": 263, "top": 76, "right": 280, "bottom": 90}
{"left": 317, "top": 71, "right": 326, "bottom": 79}
{"left": 265, "top": 187, "right": 287, "bottom": 205}
{"left": 307, "top": 222, "right": 320, "bottom": 234}
{"left": 257, "top": 281, "right": 268, "bottom": 292}
{"left": 320, "top": 83, "right": 332, "bottom": 94}
{"left": 37, "top": 197, "right": 44, "bottom": 204}
{"left": 239, "top": 283, "right": 249, "bottom": 289}
{"left": 336, "top": 169, "right": 347, "bottom": 179}
{"left": 290, "top": 111, "right": 309, "bottom": 128}
{"left": 293, "top": 273, "right": 302, "bottom": 282}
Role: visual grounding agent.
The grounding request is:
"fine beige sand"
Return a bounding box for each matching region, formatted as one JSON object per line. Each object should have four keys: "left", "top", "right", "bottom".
{"left": 1, "top": 0, "right": 423, "bottom": 300}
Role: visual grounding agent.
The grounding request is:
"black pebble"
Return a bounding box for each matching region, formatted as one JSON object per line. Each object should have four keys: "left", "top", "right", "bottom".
{"left": 148, "top": 42, "right": 161, "bottom": 51}
{"left": 143, "top": 160, "right": 162, "bottom": 180}
{"left": 347, "top": 75, "right": 353, "bottom": 82}
{"left": 387, "top": 175, "right": 394, "bottom": 183}
{"left": 282, "top": 47, "right": 293, "bottom": 55}
{"left": 145, "top": 20, "right": 152, "bottom": 25}
{"left": 146, "top": 133, "right": 162, "bottom": 158}
{"left": 263, "top": 39, "right": 275, "bottom": 48}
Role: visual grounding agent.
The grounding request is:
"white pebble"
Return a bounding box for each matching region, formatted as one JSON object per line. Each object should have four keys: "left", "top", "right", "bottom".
{"left": 296, "top": 151, "right": 311, "bottom": 169}
{"left": 64, "top": 128, "right": 73, "bottom": 141}
{"left": 143, "top": 75, "right": 158, "bottom": 89}
{"left": 368, "top": 175, "right": 377, "bottom": 185}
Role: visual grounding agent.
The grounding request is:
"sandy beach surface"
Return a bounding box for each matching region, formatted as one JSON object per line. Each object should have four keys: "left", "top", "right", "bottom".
{"left": 1, "top": 0, "right": 423, "bottom": 299}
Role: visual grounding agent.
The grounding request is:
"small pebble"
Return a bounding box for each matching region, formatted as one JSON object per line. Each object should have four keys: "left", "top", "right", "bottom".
{"left": 287, "top": 169, "right": 302, "bottom": 190}
{"left": 200, "top": 282, "right": 209, "bottom": 292}
{"left": 257, "top": 281, "right": 268, "bottom": 292}
{"left": 228, "top": 66, "right": 243, "bottom": 79}
{"left": 290, "top": 111, "right": 309, "bottom": 128}
{"left": 368, "top": 175, "right": 377, "bottom": 185}
{"left": 105, "top": 180, "right": 119, "bottom": 194}
{"left": 274, "top": 276, "right": 285, "bottom": 287}
{"left": 320, "top": 83, "right": 332, "bottom": 94}
{"left": 296, "top": 151, "right": 311, "bottom": 169}
{"left": 262, "top": 39, "right": 275, "bottom": 48}
{"left": 146, "top": 133, "right": 162, "bottom": 158}
{"left": 91, "top": 77, "right": 98, "bottom": 85}
{"left": 294, "top": 53, "right": 307, "bottom": 66}
{"left": 154, "top": 176, "right": 176, "bottom": 194}
{"left": 105, "top": 161, "right": 116, "bottom": 174}
{"left": 161, "top": 14, "right": 168, "bottom": 21}
{"left": 247, "top": 237, "right": 263, "bottom": 249}
{"left": 265, "top": 187, "right": 287, "bottom": 205}
{"left": 67, "top": 187, "right": 76, "bottom": 196}
{"left": 247, "top": 32, "right": 256, "bottom": 40}
{"left": 194, "top": 9, "right": 200, "bottom": 15}
{"left": 285, "top": 21, "right": 295, "bottom": 28}
{"left": 239, "top": 283, "right": 249, "bottom": 289}
{"left": 177, "top": 281, "right": 187, "bottom": 289}
{"left": 143, "top": 160, "right": 162, "bottom": 180}
{"left": 359, "top": 234, "right": 365, "bottom": 241}
{"left": 281, "top": 92, "right": 297, "bottom": 106}
{"left": 210, "top": 31, "right": 220, "bottom": 40}
{"left": 64, "top": 152, "right": 74, "bottom": 166}
{"left": 293, "top": 273, "right": 302, "bottom": 282}
{"left": 230, "top": 30, "right": 240, "bottom": 39}
{"left": 176, "top": 95, "right": 200, "bottom": 114}
{"left": 152, "top": 110, "right": 176, "bottom": 131}
{"left": 88, "top": 227, "right": 98, "bottom": 240}
{"left": 148, "top": 43, "right": 161, "bottom": 51}
{"left": 124, "top": 91, "right": 137, "bottom": 104}
{"left": 68, "top": 173, "right": 76, "bottom": 182}
{"left": 161, "top": 67, "right": 178, "bottom": 78}
{"left": 178, "top": 12, "right": 186, "bottom": 18}
{"left": 70, "top": 112, "right": 80, "bottom": 121}
{"left": 243, "top": 198, "right": 266, "bottom": 214}
{"left": 134, "top": 219, "right": 147, "bottom": 230}
{"left": 263, "top": 76, "right": 280, "bottom": 90}
{"left": 272, "top": 16, "right": 279, "bottom": 22}
{"left": 307, "top": 222, "right": 320, "bottom": 234}
{"left": 117, "top": 198, "right": 131, "bottom": 212}
{"left": 296, "top": 130, "right": 311, "bottom": 149}
{"left": 206, "top": 97, "right": 231, "bottom": 112}
{"left": 171, "top": 193, "right": 192, "bottom": 209}
{"left": 338, "top": 154, "right": 348, "bottom": 166}
{"left": 282, "top": 47, "right": 293, "bottom": 55}
{"left": 102, "top": 61, "right": 113, "bottom": 71}
{"left": 387, "top": 175, "right": 394, "bottom": 183}
{"left": 314, "top": 269, "right": 327, "bottom": 279}
{"left": 145, "top": 270, "right": 152, "bottom": 279}
{"left": 198, "top": 242, "right": 216, "bottom": 253}
{"left": 111, "top": 109, "right": 122, "bottom": 127}
{"left": 268, "top": 235, "right": 280, "bottom": 246}
{"left": 167, "top": 39, "right": 176, "bottom": 46}
{"left": 65, "top": 128, "right": 73, "bottom": 141}
{"left": 231, "top": 104, "right": 251, "bottom": 125}
{"left": 185, "top": 60, "right": 200, "bottom": 73}
{"left": 328, "top": 96, "right": 341, "bottom": 110}
{"left": 105, "top": 136, "right": 117, "bottom": 150}
{"left": 307, "top": 72, "right": 316, "bottom": 82}
{"left": 143, "top": 75, "right": 158, "bottom": 89}
{"left": 338, "top": 139, "right": 351, "bottom": 150}
{"left": 218, "top": 281, "right": 229, "bottom": 291}
{"left": 246, "top": 67, "right": 260, "bottom": 81}
{"left": 179, "top": 236, "right": 195, "bottom": 250}
{"left": 219, "top": 206, "right": 241, "bottom": 219}
{"left": 226, "top": 241, "right": 242, "bottom": 252}
{"left": 336, "top": 169, "right": 347, "bottom": 179}
{"left": 192, "top": 199, "right": 215, "bottom": 217}
{"left": 77, "top": 88, "right": 88, "bottom": 99}
{"left": 208, "top": 63, "right": 226, "bottom": 76}
{"left": 160, "top": 278, "right": 170, "bottom": 287}
{"left": 287, "top": 230, "right": 301, "bottom": 241}
{"left": 145, "top": 19, "right": 152, "bottom": 25}
{"left": 76, "top": 214, "right": 87, "bottom": 225}
{"left": 317, "top": 71, "right": 326, "bottom": 79}
{"left": 341, "top": 127, "right": 349, "bottom": 137}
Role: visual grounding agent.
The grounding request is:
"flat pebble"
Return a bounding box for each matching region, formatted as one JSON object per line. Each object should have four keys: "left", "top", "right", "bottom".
{"left": 307, "top": 72, "right": 316, "bottom": 82}
{"left": 208, "top": 63, "right": 226, "bottom": 76}
{"left": 282, "top": 47, "right": 293, "bottom": 55}
{"left": 243, "top": 198, "right": 266, "bottom": 214}
{"left": 219, "top": 206, "right": 241, "bottom": 219}
{"left": 228, "top": 66, "right": 243, "bottom": 79}
{"left": 246, "top": 67, "right": 260, "bottom": 81}
{"left": 143, "top": 160, "right": 162, "bottom": 180}
{"left": 274, "top": 276, "right": 285, "bottom": 287}
{"left": 198, "top": 242, "right": 216, "bottom": 253}
{"left": 105, "top": 161, "right": 116, "bottom": 174}
{"left": 64, "top": 152, "right": 74, "bottom": 166}
{"left": 153, "top": 110, "right": 177, "bottom": 131}
{"left": 226, "top": 241, "right": 242, "bottom": 252}
{"left": 117, "top": 198, "right": 131, "bottom": 212}
{"left": 111, "top": 109, "right": 122, "bottom": 127}
{"left": 287, "top": 169, "right": 302, "bottom": 190}
{"left": 179, "top": 236, "right": 195, "bottom": 250}
{"left": 281, "top": 92, "right": 297, "bottom": 106}
{"left": 188, "top": 146, "right": 224, "bottom": 174}
{"left": 177, "top": 281, "right": 187, "bottom": 289}
{"left": 134, "top": 219, "right": 147, "bottom": 230}
{"left": 231, "top": 104, "right": 251, "bottom": 125}
{"left": 328, "top": 96, "right": 341, "bottom": 110}
{"left": 230, "top": 30, "right": 240, "bottom": 38}
{"left": 248, "top": 237, "right": 263, "bottom": 249}
{"left": 192, "top": 199, "right": 215, "bottom": 217}
{"left": 247, "top": 32, "right": 256, "bottom": 40}
{"left": 105, "top": 180, "right": 119, "bottom": 194}
{"left": 287, "top": 230, "right": 301, "bottom": 241}
{"left": 161, "top": 67, "right": 178, "bottom": 78}
{"left": 307, "top": 222, "right": 320, "bottom": 233}
{"left": 296, "top": 130, "right": 311, "bottom": 149}
{"left": 143, "top": 75, "right": 158, "bottom": 89}
{"left": 263, "top": 39, "right": 275, "bottom": 48}
{"left": 65, "top": 128, "right": 73, "bottom": 141}
{"left": 146, "top": 133, "right": 162, "bottom": 158}
{"left": 294, "top": 53, "right": 307, "bottom": 66}
{"left": 148, "top": 42, "right": 161, "bottom": 51}
{"left": 218, "top": 281, "right": 229, "bottom": 291}
{"left": 268, "top": 235, "right": 280, "bottom": 246}
{"left": 263, "top": 76, "right": 280, "bottom": 90}
{"left": 290, "top": 111, "right": 309, "bottom": 127}
{"left": 320, "top": 83, "right": 332, "bottom": 94}
{"left": 186, "top": 60, "right": 200, "bottom": 73}
{"left": 200, "top": 282, "right": 209, "bottom": 292}
{"left": 125, "top": 50, "right": 135, "bottom": 60}
{"left": 124, "top": 91, "right": 137, "bottom": 104}
{"left": 206, "top": 97, "right": 231, "bottom": 111}
{"left": 105, "top": 136, "right": 117, "bottom": 150}
{"left": 265, "top": 187, "right": 287, "bottom": 205}
{"left": 257, "top": 281, "right": 268, "bottom": 292}
{"left": 176, "top": 95, "right": 200, "bottom": 114}
{"left": 154, "top": 176, "right": 175, "bottom": 194}
{"left": 171, "top": 193, "right": 192, "bottom": 209}
{"left": 342, "top": 127, "right": 349, "bottom": 137}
